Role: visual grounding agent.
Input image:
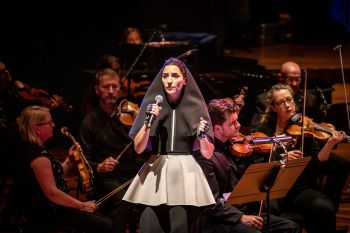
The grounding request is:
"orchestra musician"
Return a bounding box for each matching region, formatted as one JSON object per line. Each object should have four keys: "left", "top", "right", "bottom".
{"left": 255, "top": 83, "right": 346, "bottom": 233}
{"left": 14, "top": 105, "right": 114, "bottom": 233}
{"left": 196, "top": 98, "right": 300, "bottom": 233}
{"left": 120, "top": 27, "right": 143, "bottom": 45}
{"left": 250, "top": 61, "right": 350, "bottom": 212}
{"left": 79, "top": 68, "right": 145, "bottom": 233}
{"left": 0, "top": 59, "right": 68, "bottom": 226}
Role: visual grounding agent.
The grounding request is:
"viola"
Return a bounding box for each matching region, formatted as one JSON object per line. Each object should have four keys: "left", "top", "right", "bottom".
{"left": 14, "top": 80, "right": 73, "bottom": 112}
{"left": 115, "top": 99, "right": 140, "bottom": 128}
{"left": 286, "top": 114, "right": 350, "bottom": 142}
{"left": 229, "top": 132, "right": 273, "bottom": 157}
{"left": 61, "top": 127, "right": 94, "bottom": 193}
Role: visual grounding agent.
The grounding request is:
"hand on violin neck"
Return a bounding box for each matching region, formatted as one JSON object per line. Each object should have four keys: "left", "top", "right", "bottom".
{"left": 68, "top": 143, "right": 82, "bottom": 157}
{"left": 97, "top": 157, "right": 119, "bottom": 173}
{"left": 327, "top": 130, "right": 346, "bottom": 146}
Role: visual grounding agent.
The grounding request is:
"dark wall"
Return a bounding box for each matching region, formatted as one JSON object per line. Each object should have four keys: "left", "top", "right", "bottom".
{"left": 0, "top": 3, "right": 348, "bottom": 132}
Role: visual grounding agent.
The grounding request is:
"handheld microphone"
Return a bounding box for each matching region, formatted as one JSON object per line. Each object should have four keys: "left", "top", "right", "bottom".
{"left": 176, "top": 49, "right": 198, "bottom": 60}
{"left": 147, "top": 95, "right": 164, "bottom": 128}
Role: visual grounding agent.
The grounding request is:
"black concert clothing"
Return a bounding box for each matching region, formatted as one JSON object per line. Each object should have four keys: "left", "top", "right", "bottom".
{"left": 124, "top": 59, "right": 215, "bottom": 233}
{"left": 80, "top": 105, "right": 145, "bottom": 233}
{"left": 15, "top": 141, "right": 114, "bottom": 233}
{"left": 250, "top": 88, "right": 349, "bottom": 212}
{"left": 196, "top": 138, "right": 300, "bottom": 233}
{"left": 255, "top": 119, "right": 337, "bottom": 233}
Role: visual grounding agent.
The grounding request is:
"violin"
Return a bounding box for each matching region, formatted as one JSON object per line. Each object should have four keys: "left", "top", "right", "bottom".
{"left": 229, "top": 132, "right": 273, "bottom": 157}
{"left": 14, "top": 80, "right": 73, "bottom": 112}
{"left": 286, "top": 114, "right": 350, "bottom": 143}
{"left": 115, "top": 99, "right": 140, "bottom": 128}
{"left": 61, "top": 127, "right": 94, "bottom": 193}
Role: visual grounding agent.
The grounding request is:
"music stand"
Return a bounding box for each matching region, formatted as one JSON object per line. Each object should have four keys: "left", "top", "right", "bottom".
{"left": 225, "top": 157, "right": 311, "bottom": 232}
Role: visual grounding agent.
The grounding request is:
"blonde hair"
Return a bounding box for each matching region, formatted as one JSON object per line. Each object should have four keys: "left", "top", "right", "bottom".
{"left": 260, "top": 83, "right": 294, "bottom": 124}
{"left": 17, "top": 105, "right": 50, "bottom": 145}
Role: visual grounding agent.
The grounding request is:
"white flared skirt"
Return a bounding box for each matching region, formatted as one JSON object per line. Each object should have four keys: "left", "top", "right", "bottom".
{"left": 123, "top": 154, "right": 215, "bottom": 206}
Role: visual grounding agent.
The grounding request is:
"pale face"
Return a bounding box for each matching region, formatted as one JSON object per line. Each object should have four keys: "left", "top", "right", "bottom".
{"left": 161, "top": 65, "right": 186, "bottom": 102}
{"left": 95, "top": 75, "right": 121, "bottom": 105}
{"left": 126, "top": 31, "right": 142, "bottom": 44}
{"left": 279, "top": 65, "right": 302, "bottom": 92}
{"left": 34, "top": 112, "right": 55, "bottom": 144}
{"left": 271, "top": 89, "right": 296, "bottom": 122}
{"left": 215, "top": 112, "right": 240, "bottom": 142}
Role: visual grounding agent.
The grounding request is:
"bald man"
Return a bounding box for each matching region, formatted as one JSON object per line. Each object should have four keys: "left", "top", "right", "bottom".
{"left": 250, "top": 61, "right": 319, "bottom": 131}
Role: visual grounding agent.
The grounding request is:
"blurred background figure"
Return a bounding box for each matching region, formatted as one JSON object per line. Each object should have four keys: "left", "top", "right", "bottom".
{"left": 120, "top": 27, "right": 143, "bottom": 45}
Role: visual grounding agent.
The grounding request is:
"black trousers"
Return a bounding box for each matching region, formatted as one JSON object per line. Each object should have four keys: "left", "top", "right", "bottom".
{"left": 318, "top": 153, "right": 350, "bottom": 210}
{"left": 200, "top": 212, "right": 300, "bottom": 233}
{"left": 139, "top": 205, "right": 200, "bottom": 233}
{"left": 286, "top": 188, "right": 336, "bottom": 233}
{"left": 28, "top": 206, "right": 114, "bottom": 233}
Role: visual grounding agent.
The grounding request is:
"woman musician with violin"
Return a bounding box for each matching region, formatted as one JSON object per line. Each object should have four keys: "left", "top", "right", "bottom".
{"left": 80, "top": 68, "right": 145, "bottom": 233}
{"left": 254, "top": 83, "right": 346, "bottom": 233}
{"left": 15, "top": 106, "right": 114, "bottom": 233}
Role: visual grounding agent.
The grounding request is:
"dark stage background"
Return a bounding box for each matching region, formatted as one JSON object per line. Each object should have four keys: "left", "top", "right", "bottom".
{"left": 0, "top": 1, "right": 349, "bottom": 134}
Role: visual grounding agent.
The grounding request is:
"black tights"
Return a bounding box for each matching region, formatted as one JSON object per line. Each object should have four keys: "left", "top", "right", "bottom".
{"left": 139, "top": 205, "right": 199, "bottom": 233}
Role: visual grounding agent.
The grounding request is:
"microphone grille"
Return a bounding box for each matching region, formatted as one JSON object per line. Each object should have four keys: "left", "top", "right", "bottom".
{"left": 155, "top": 95, "right": 164, "bottom": 104}
{"left": 60, "top": 126, "right": 68, "bottom": 135}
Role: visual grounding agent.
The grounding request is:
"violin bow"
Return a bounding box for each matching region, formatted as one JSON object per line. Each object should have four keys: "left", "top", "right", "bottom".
{"left": 300, "top": 68, "right": 308, "bottom": 156}
{"left": 96, "top": 178, "right": 133, "bottom": 206}
{"left": 334, "top": 45, "right": 350, "bottom": 132}
{"left": 115, "top": 141, "right": 133, "bottom": 162}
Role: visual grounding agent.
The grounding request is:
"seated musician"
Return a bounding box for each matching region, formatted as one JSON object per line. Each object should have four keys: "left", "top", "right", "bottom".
{"left": 254, "top": 83, "right": 346, "bottom": 233}
{"left": 0, "top": 60, "right": 66, "bottom": 226}
{"left": 120, "top": 27, "right": 143, "bottom": 45}
{"left": 14, "top": 105, "right": 114, "bottom": 233}
{"left": 79, "top": 68, "right": 145, "bottom": 233}
{"left": 250, "top": 61, "right": 350, "bottom": 212}
{"left": 196, "top": 98, "right": 300, "bottom": 233}
{"left": 0, "top": 59, "right": 64, "bottom": 126}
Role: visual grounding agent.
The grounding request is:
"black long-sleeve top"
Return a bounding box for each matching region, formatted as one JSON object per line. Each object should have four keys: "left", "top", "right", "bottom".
{"left": 196, "top": 138, "right": 260, "bottom": 226}
{"left": 80, "top": 106, "right": 144, "bottom": 181}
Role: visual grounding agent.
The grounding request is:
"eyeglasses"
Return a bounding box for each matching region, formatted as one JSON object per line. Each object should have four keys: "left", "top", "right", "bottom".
{"left": 283, "top": 76, "right": 302, "bottom": 83}
{"left": 36, "top": 120, "right": 54, "bottom": 126}
{"left": 274, "top": 97, "right": 294, "bottom": 106}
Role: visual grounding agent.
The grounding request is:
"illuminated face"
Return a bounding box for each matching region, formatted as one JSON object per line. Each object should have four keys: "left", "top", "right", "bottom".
{"left": 279, "top": 65, "right": 302, "bottom": 92}
{"left": 271, "top": 89, "right": 296, "bottom": 121}
{"left": 162, "top": 65, "right": 186, "bottom": 102}
{"left": 126, "top": 31, "right": 142, "bottom": 44}
{"left": 35, "top": 112, "right": 55, "bottom": 143}
{"left": 95, "top": 75, "right": 121, "bottom": 105}
{"left": 218, "top": 112, "right": 240, "bottom": 141}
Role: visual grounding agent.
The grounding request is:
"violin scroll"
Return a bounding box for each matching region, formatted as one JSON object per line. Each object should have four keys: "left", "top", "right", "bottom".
{"left": 60, "top": 127, "right": 94, "bottom": 193}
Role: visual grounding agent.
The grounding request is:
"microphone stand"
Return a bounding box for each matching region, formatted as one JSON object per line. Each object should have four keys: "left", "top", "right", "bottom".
{"left": 258, "top": 138, "right": 288, "bottom": 233}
